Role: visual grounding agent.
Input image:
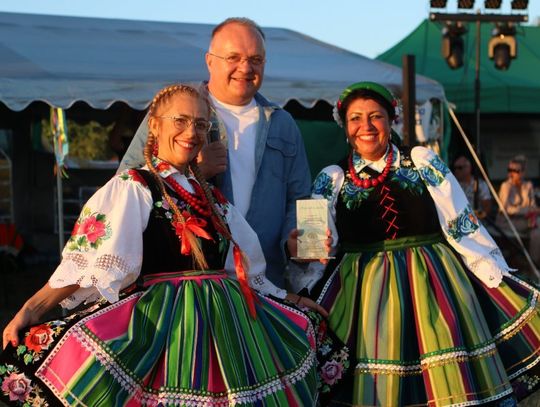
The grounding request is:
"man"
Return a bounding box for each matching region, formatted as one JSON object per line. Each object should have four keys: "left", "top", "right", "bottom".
{"left": 452, "top": 155, "right": 492, "bottom": 219}
{"left": 119, "top": 18, "right": 311, "bottom": 286}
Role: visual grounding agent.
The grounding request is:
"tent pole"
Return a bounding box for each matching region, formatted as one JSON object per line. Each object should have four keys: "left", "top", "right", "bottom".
{"left": 474, "top": 18, "right": 481, "bottom": 154}
{"left": 56, "top": 168, "right": 64, "bottom": 256}
{"left": 402, "top": 55, "right": 416, "bottom": 147}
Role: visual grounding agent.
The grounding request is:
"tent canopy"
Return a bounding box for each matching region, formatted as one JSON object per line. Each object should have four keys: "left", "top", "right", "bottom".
{"left": 0, "top": 12, "right": 445, "bottom": 111}
{"left": 378, "top": 19, "right": 540, "bottom": 113}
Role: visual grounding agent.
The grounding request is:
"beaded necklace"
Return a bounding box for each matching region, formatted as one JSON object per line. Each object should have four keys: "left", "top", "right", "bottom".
{"left": 165, "top": 175, "right": 212, "bottom": 217}
{"left": 348, "top": 146, "right": 394, "bottom": 189}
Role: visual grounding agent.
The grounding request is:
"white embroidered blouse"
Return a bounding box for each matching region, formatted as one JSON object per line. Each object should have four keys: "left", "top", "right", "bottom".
{"left": 49, "top": 163, "right": 286, "bottom": 309}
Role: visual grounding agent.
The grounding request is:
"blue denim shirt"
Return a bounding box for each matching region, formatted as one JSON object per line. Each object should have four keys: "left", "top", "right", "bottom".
{"left": 119, "top": 91, "right": 311, "bottom": 287}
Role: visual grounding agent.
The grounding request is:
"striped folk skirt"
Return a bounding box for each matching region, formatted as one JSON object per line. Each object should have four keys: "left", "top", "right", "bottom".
{"left": 0, "top": 271, "right": 318, "bottom": 406}
{"left": 317, "top": 234, "right": 540, "bottom": 406}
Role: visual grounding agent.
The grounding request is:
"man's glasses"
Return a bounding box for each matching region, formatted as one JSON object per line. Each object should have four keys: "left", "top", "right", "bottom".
{"left": 508, "top": 167, "right": 522, "bottom": 173}
{"left": 208, "top": 52, "right": 265, "bottom": 66}
{"left": 155, "top": 116, "right": 212, "bottom": 135}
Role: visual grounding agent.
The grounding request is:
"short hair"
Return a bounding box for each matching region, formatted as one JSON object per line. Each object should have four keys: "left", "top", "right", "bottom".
{"left": 211, "top": 17, "right": 266, "bottom": 41}
{"left": 510, "top": 154, "right": 527, "bottom": 170}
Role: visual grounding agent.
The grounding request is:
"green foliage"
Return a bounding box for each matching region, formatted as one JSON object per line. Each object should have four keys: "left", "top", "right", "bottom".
{"left": 41, "top": 119, "right": 115, "bottom": 160}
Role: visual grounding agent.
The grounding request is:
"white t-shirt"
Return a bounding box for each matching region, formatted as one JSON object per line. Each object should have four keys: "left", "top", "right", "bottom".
{"left": 210, "top": 95, "right": 259, "bottom": 218}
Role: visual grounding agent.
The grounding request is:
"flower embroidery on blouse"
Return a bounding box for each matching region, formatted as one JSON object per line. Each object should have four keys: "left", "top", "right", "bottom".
{"left": 67, "top": 207, "right": 112, "bottom": 251}
{"left": 447, "top": 205, "right": 480, "bottom": 242}
{"left": 118, "top": 169, "right": 147, "bottom": 186}
{"left": 417, "top": 156, "right": 450, "bottom": 187}
{"left": 312, "top": 172, "right": 334, "bottom": 199}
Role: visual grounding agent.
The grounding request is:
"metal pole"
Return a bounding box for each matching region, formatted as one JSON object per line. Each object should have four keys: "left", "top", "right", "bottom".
{"left": 474, "top": 18, "right": 481, "bottom": 153}
{"left": 56, "top": 168, "right": 64, "bottom": 255}
{"left": 402, "top": 54, "right": 416, "bottom": 146}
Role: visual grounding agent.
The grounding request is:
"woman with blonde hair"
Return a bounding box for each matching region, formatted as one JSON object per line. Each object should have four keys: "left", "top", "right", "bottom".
{"left": 0, "top": 84, "right": 326, "bottom": 406}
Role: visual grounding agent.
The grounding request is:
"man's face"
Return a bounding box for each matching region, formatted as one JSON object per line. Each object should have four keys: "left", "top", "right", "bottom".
{"left": 453, "top": 157, "right": 472, "bottom": 182}
{"left": 206, "top": 23, "right": 265, "bottom": 106}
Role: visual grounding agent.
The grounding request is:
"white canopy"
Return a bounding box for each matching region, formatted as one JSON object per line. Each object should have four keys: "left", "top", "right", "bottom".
{"left": 0, "top": 12, "right": 446, "bottom": 111}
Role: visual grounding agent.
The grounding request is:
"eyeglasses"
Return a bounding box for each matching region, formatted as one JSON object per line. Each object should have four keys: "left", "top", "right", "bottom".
{"left": 507, "top": 167, "right": 522, "bottom": 173}
{"left": 155, "top": 115, "right": 212, "bottom": 135}
{"left": 208, "top": 52, "right": 265, "bottom": 66}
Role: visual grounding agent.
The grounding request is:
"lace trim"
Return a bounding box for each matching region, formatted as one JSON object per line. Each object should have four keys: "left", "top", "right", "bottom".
{"left": 468, "top": 248, "right": 506, "bottom": 274}
{"left": 494, "top": 286, "right": 539, "bottom": 342}
{"left": 355, "top": 342, "right": 498, "bottom": 377}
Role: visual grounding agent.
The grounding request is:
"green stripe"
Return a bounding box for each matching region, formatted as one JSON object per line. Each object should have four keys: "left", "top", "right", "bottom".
{"left": 341, "top": 232, "right": 443, "bottom": 252}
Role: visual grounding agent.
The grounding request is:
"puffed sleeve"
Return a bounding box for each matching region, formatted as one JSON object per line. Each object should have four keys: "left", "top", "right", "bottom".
{"left": 286, "top": 165, "right": 344, "bottom": 294}
{"left": 49, "top": 170, "right": 154, "bottom": 308}
{"left": 224, "top": 202, "right": 287, "bottom": 299}
{"left": 411, "top": 146, "right": 513, "bottom": 288}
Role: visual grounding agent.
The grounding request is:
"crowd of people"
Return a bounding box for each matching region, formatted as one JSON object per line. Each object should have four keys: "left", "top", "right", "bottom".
{"left": 2, "top": 16, "right": 540, "bottom": 407}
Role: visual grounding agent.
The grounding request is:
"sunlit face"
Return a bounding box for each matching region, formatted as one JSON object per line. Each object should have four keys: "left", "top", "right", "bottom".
{"left": 345, "top": 98, "right": 391, "bottom": 161}
{"left": 149, "top": 93, "right": 209, "bottom": 172}
{"left": 507, "top": 162, "right": 524, "bottom": 183}
{"left": 206, "top": 23, "right": 265, "bottom": 106}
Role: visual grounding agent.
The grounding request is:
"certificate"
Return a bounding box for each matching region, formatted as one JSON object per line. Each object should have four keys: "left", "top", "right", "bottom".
{"left": 295, "top": 199, "right": 329, "bottom": 259}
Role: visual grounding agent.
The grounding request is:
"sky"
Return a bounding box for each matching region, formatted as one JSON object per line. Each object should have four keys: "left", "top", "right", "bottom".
{"left": 0, "top": 0, "right": 538, "bottom": 59}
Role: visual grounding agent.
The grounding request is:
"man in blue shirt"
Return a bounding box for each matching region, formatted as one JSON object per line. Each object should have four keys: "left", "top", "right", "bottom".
{"left": 119, "top": 18, "right": 311, "bottom": 287}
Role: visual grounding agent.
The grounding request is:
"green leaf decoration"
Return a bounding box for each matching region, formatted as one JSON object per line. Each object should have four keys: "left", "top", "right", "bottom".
{"left": 23, "top": 353, "right": 34, "bottom": 365}
{"left": 16, "top": 345, "right": 26, "bottom": 356}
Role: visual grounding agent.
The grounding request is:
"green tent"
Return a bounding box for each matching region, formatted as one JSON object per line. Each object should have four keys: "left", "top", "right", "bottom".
{"left": 377, "top": 19, "right": 540, "bottom": 113}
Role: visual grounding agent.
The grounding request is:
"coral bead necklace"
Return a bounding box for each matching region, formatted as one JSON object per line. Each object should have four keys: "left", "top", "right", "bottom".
{"left": 165, "top": 175, "right": 212, "bottom": 217}
{"left": 348, "top": 147, "right": 394, "bottom": 189}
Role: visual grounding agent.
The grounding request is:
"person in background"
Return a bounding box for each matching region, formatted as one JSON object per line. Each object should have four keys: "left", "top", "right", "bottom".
{"left": 301, "top": 81, "right": 540, "bottom": 406}
{"left": 452, "top": 154, "right": 492, "bottom": 219}
{"left": 496, "top": 155, "right": 540, "bottom": 266}
{"left": 0, "top": 84, "right": 324, "bottom": 406}
{"left": 119, "top": 17, "right": 311, "bottom": 288}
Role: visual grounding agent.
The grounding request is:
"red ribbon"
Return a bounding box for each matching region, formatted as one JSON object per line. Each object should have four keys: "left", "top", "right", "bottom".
{"left": 233, "top": 244, "right": 258, "bottom": 318}
{"left": 173, "top": 211, "right": 213, "bottom": 255}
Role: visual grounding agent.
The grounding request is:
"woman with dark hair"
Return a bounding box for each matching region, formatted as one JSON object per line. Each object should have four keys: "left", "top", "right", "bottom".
{"left": 0, "top": 84, "right": 325, "bottom": 406}
{"left": 304, "top": 81, "right": 540, "bottom": 406}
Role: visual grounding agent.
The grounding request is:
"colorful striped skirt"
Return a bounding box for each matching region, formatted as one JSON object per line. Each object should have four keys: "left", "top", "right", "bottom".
{"left": 317, "top": 234, "right": 540, "bottom": 406}
{"left": 0, "top": 271, "right": 318, "bottom": 406}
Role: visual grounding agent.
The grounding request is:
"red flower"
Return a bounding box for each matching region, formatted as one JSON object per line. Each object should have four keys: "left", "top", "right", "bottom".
{"left": 155, "top": 161, "right": 171, "bottom": 173}
{"left": 77, "top": 216, "right": 106, "bottom": 243}
{"left": 24, "top": 324, "right": 54, "bottom": 353}
{"left": 127, "top": 169, "right": 147, "bottom": 186}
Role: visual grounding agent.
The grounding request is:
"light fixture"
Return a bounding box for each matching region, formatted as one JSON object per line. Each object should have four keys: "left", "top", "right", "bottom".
{"left": 430, "top": 0, "right": 447, "bottom": 8}
{"left": 488, "top": 23, "right": 517, "bottom": 70}
{"left": 484, "top": 0, "right": 502, "bottom": 9}
{"left": 441, "top": 22, "right": 467, "bottom": 69}
{"left": 511, "top": 0, "right": 528, "bottom": 10}
{"left": 458, "top": 0, "right": 475, "bottom": 9}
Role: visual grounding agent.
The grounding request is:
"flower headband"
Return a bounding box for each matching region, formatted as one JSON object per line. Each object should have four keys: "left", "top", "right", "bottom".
{"left": 333, "top": 81, "right": 400, "bottom": 127}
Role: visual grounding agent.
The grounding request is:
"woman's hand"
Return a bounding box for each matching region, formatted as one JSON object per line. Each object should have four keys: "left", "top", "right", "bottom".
{"left": 2, "top": 283, "right": 79, "bottom": 349}
{"left": 287, "top": 228, "right": 333, "bottom": 265}
{"left": 285, "top": 293, "right": 329, "bottom": 318}
{"left": 2, "top": 306, "right": 39, "bottom": 349}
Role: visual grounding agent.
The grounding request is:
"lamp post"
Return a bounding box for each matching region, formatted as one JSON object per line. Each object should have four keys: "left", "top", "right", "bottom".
{"left": 429, "top": 10, "right": 528, "bottom": 154}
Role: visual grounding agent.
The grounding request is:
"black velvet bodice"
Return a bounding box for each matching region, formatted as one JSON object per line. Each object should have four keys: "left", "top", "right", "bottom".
{"left": 335, "top": 148, "right": 441, "bottom": 246}
{"left": 136, "top": 170, "right": 227, "bottom": 275}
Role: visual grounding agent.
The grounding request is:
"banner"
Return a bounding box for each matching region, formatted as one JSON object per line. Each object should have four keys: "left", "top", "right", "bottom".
{"left": 50, "top": 107, "right": 69, "bottom": 171}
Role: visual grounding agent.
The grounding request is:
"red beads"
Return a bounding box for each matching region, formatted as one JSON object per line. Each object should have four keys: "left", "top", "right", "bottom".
{"left": 348, "top": 147, "right": 394, "bottom": 189}
{"left": 165, "top": 175, "right": 212, "bottom": 217}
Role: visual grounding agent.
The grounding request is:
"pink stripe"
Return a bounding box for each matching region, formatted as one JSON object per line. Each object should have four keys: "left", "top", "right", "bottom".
{"left": 143, "top": 273, "right": 226, "bottom": 288}
{"left": 85, "top": 296, "right": 141, "bottom": 341}
{"left": 37, "top": 334, "right": 92, "bottom": 393}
